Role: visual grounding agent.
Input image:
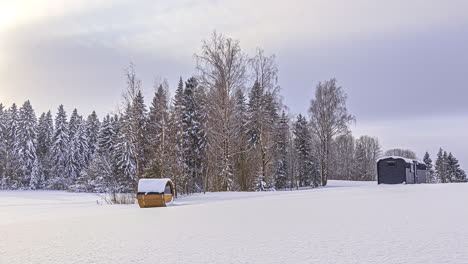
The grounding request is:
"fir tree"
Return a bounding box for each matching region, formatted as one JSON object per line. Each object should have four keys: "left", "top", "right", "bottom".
{"left": 446, "top": 153, "right": 467, "bottom": 183}
{"left": 3, "top": 104, "right": 22, "bottom": 189}
{"left": 50, "top": 105, "right": 70, "bottom": 189}
{"left": 145, "top": 82, "right": 170, "bottom": 179}
{"left": 232, "top": 89, "right": 252, "bottom": 191}
{"left": 18, "top": 101, "right": 39, "bottom": 188}
{"left": 274, "top": 111, "right": 289, "bottom": 190}
{"left": 0, "top": 104, "right": 6, "bottom": 188}
{"left": 37, "top": 111, "right": 54, "bottom": 188}
{"left": 86, "top": 111, "right": 101, "bottom": 159}
{"left": 293, "top": 114, "right": 318, "bottom": 187}
{"left": 423, "top": 152, "right": 435, "bottom": 183}
{"left": 181, "top": 77, "right": 207, "bottom": 193}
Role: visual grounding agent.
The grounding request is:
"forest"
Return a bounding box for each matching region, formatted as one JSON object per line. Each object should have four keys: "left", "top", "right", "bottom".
{"left": 0, "top": 32, "right": 465, "bottom": 195}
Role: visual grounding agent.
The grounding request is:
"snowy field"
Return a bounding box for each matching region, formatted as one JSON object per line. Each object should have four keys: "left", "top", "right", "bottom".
{"left": 1, "top": 181, "right": 467, "bottom": 264}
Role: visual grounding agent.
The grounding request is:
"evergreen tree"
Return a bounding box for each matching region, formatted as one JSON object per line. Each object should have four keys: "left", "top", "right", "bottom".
{"left": 69, "top": 119, "right": 89, "bottom": 182}
{"left": 2, "top": 104, "right": 22, "bottom": 189}
{"left": 0, "top": 104, "right": 6, "bottom": 188}
{"left": 50, "top": 105, "right": 70, "bottom": 189}
{"left": 115, "top": 104, "right": 138, "bottom": 185}
{"left": 171, "top": 77, "right": 186, "bottom": 193}
{"left": 18, "top": 101, "right": 39, "bottom": 188}
{"left": 181, "top": 77, "right": 207, "bottom": 193}
{"left": 423, "top": 152, "right": 435, "bottom": 183}
{"left": 37, "top": 111, "right": 54, "bottom": 188}
{"left": 293, "top": 114, "right": 318, "bottom": 187}
{"left": 446, "top": 153, "right": 467, "bottom": 183}
{"left": 274, "top": 111, "right": 289, "bottom": 190}
{"left": 232, "top": 89, "right": 252, "bottom": 191}
{"left": 435, "top": 148, "right": 448, "bottom": 183}
{"left": 145, "top": 82, "right": 170, "bottom": 179}
{"left": 85, "top": 111, "right": 101, "bottom": 159}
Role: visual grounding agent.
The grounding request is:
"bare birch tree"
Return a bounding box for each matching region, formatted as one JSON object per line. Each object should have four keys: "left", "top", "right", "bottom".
{"left": 309, "top": 79, "right": 354, "bottom": 186}
{"left": 195, "top": 32, "right": 247, "bottom": 191}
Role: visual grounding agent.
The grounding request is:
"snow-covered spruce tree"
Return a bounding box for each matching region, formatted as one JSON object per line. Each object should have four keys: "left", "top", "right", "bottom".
{"left": 68, "top": 109, "right": 90, "bottom": 184}
{"left": 293, "top": 114, "right": 318, "bottom": 187}
{"left": 115, "top": 104, "right": 138, "bottom": 191}
{"left": 170, "top": 77, "right": 186, "bottom": 194}
{"left": 50, "top": 105, "right": 70, "bottom": 189}
{"left": 446, "top": 153, "right": 467, "bottom": 183}
{"left": 435, "top": 148, "right": 448, "bottom": 183}
{"left": 2, "top": 104, "right": 22, "bottom": 189}
{"left": 181, "top": 77, "right": 207, "bottom": 194}
{"left": 114, "top": 65, "right": 148, "bottom": 191}
{"left": 80, "top": 114, "right": 119, "bottom": 192}
{"left": 85, "top": 111, "right": 100, "bottom": 161}
{"left": 37, "top": 111, "right": 54, "bottom": 188}
{"left": 17, "top": 101, "right": 39, "bottom": 189}
{"left": 0, "top": 104, "right": 7, "bottom": 188}
{"left": 273, "top": 111, "right": 290, "bottom": 190}
{"left": 69, "top": 118, "right": 89, "bottom": 185}
{"left": 232, "top": 89, "right": 253, "bottom": 191}
{"left": 145, "top": 81, "right": 170, "bottom": 179}
{"left": 423, "top": 152, "right": 436, "bottom": 183}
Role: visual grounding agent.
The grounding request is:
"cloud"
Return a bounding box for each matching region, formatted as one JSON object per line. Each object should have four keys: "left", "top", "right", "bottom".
{"left": 1, "top": 0, "right": 468, "bottom": 167}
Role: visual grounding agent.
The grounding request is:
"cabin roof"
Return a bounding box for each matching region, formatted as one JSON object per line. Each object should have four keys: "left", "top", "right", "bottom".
{"left": 138, "top": 178, "right": 173, "bottom": 193}
{"left": 377, "top": 156, "right": 426, "bottom": 165}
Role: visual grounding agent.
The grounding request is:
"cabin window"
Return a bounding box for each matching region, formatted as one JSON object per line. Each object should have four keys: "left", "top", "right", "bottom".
{"left": 387, "top": 161, "right": 396, "bottom": 167}
{"left": 164, "top": 184, "right": 172, "bottom": 195}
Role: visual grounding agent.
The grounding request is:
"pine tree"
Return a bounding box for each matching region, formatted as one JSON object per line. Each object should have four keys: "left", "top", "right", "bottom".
{"left": 435, "top": 148, "right": 448, "bottom": 183}
{"left": 69, "top": 119, "right": 89, "bottom": 182}
{"left": 2, "top": 104, "right": 22, "bottom": 189}
{"left": 85, "top": 111, "right": 100, "bottom": 160}
{"left": 145, "top": 82, "right": 170, "bottom": 179}
{"left": 50, "top": 105, "right": 70, "bottom": 189}
{"left": 423, "top": 152, "right": 435, "bottom": 183}
{"left": 232, "top": 89, "right": 253, "bottom": 191}
{"left": 80, "top": 114, "right": 118, "bottom": 192}
{"left": 274, "top": 111, "right": 289, "bottom": 190}
{"left": 0, "top": 104, "right": 7, "bottom": 188}
{"left": 446, "top": 153, "right": 467, "bottom": 183}
{"left": 115, "top": 104, "right": 138, "bottom": 185}
{"left": 18, "top": 101, "right": 39, "bottom": 189}
{"left": 293, "top": 114, "right": 318, "bottom": 187}
{"left": 37, "top": 111, "right": 54, "bottom": 188}
{"left": 171, "top": 77, "right": 186, "bottom": 194}
{"left": 181, "top": 77, "right": 207, "bottom": 193}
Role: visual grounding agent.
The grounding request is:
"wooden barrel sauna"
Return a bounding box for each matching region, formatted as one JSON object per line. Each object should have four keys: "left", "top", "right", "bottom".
{"left": 137, "top": 179, "right": 175, "bottom": 208}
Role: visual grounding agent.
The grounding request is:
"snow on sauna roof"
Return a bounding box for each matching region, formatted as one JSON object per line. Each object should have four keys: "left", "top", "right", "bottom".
{"left": 377, "top": 156, "right": 426, "bottom": 165}
{"left": 138, "top": 178, "right": 172, "bottom": 193}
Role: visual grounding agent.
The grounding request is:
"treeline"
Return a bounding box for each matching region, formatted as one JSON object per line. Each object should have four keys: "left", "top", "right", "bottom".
{"left": 0, "top": 32, "right": 463, "bottom": 194}
{"left": 423, "top": 150, "right": 466, "bottom": 183}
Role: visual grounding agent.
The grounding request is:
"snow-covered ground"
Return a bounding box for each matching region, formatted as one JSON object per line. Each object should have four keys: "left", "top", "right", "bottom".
{"left": 1, "top": 181, "right": 467, "bottom": 264}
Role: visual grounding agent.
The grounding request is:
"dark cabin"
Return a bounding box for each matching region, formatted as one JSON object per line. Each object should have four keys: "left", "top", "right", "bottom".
{"left": 377, "top": 156, "right": 427, "bottom": 184}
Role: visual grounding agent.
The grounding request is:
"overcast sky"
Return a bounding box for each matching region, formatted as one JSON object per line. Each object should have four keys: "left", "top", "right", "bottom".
{"left": 1, "top": 0, "right": 468, "bottom": 166}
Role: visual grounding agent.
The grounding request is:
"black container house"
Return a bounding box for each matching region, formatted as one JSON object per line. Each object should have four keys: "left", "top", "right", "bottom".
{"left": 377, "top": 156, "right": 427, "bottom": 184}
